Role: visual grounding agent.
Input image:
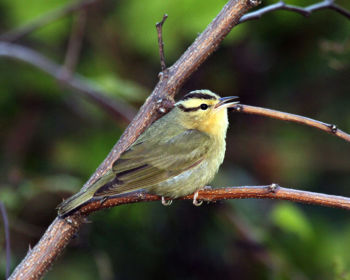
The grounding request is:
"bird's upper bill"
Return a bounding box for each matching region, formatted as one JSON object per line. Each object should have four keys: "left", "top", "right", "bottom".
{"left": 214, "top": 96, "right": 239, "bottom": 109}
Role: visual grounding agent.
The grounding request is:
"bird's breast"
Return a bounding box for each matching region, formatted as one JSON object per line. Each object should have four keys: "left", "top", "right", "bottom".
{"left": 149, "top": 135, "right": 226, "bottom": 198}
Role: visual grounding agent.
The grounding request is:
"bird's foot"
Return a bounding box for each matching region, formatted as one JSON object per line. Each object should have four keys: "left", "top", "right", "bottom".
{"left": 99, "top": 196, "right": 108, "bottom": 206}
{"left": 161, "top": 196, "right": 172, "bottom": 206}
{"left": 193, "top": 191, "right": 203, "bottom": 206}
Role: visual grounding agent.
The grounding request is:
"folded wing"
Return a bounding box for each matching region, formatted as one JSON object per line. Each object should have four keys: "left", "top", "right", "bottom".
{"left": 93, "top": 129, "right": 211, "bottom": 197}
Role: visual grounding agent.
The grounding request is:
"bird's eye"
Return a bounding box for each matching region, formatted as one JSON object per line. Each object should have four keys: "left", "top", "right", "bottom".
{"left": 200, "top": 104, "right": 208, "bottom": 110}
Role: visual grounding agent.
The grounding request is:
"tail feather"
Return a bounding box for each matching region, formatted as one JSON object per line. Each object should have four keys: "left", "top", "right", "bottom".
{"left": 57, "top": 170, "right": 116, "bottom": 217}
{"left": 57, "top": 189, "right": 93, "bottom": 217}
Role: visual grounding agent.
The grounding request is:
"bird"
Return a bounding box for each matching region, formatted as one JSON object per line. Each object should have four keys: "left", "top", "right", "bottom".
{"left": 57, "top": 90, "right": 238, "bottom": 217}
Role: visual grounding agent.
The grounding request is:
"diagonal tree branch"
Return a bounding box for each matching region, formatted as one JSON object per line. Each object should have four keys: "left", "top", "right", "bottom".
{"left": 8, "top": 1, "right": 258, "bottom": 279}
{"left": 0, "top": 42, "right": 136, "bottom": 123}
{"left": 239, "top": 0, "right": 350, "bottom": 23}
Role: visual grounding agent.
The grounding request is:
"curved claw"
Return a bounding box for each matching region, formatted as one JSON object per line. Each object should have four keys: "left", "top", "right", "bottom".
{"left": 193, "top": 191, "right": 203, "bottom": 206}
{"left": 161, "top": 196, "right": 172, "bottom": 206}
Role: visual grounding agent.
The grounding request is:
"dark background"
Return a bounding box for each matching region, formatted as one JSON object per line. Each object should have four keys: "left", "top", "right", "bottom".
{"left": 1, "top": 0, "right": 350, "bottom": 279}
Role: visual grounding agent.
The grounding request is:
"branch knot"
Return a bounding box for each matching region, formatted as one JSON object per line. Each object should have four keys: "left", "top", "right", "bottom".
{"left": 267, "top": 183, "right": 280, "bottom": 193}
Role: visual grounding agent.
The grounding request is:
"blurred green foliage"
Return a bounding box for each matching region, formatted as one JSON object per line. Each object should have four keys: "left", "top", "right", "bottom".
{"left": 2, "top": 0, "right": 71, "bottom": 43}
{"left": 1, "top": 0, "right": 350, "bottom": 279}
{"left": 271, "top": 202, "right": 313, "bottom": 240}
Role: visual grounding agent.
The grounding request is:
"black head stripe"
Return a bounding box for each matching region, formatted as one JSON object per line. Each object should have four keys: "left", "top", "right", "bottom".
{"left": 178, "top": 104, "right": 201, "bottom": 112}
{"left": 178, "top": 104, "right": 212, "bottom": 112}
{"left": 182, "top": 93, "right": 216, "bottom": 101}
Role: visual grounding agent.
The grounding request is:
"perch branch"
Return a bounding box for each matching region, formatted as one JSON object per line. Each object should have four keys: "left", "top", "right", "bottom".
{"left": 9, "top": 185, "right": 350, "bottom": 279}
{"left": 79, "top": 185, "right": 350, "bottom": 214}
{"left": 230, "top": 104, "right": 350, "bottom": 143}
{"left": 0, "top": 0, "right": 97, "bottom": 42}
{"left": 239, "top": 0, "right": 350, "bottom": 23}
{"left": 156, "top": 14, "right": 168, "bottom": 72}
{"left": 0, "top": 42, "right": 136, "bottom": 123}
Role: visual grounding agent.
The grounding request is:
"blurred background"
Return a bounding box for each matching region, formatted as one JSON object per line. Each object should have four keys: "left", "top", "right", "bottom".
{"left": 1, "top": 0, "right": 350, "bottom": 279}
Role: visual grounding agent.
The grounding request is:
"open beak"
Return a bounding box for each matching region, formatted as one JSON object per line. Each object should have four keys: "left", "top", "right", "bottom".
{"left": 215, "top": 96, "right": 239, "bottom": 109}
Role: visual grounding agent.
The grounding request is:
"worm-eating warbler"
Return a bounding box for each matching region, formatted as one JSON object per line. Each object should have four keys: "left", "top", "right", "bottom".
{"left": 58, "top": 90, "right": 238, "bottom": 217}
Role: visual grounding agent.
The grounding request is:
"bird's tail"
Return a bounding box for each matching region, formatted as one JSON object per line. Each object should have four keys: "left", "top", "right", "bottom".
{"left": 57, "top": 170, "right": 115, "bottom": 217}
{"left": 57, "top": 189, "right": 94, "bottom": 217}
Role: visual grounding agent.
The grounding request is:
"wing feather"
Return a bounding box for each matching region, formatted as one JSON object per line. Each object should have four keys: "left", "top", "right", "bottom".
{"left": 93, "top": 129, "right": 211, "bottom": 197}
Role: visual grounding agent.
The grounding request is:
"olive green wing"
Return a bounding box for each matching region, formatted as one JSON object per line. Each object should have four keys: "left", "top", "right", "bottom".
{"left": 93, "top": 129, "right": 211, "bottom": 197}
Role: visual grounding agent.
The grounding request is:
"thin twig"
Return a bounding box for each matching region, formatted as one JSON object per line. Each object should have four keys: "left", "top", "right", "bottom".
{"left": 230, "top": 104, "right": 350, "bottom": 143}
{"left": 61, "top": 10, "right": 87, "bottom": 79}
{"left": 0, "top": 42, "right": 136, "bottom": 123}
{"left": 239, "top": 0, "right": 350, "bottom": 23}
{"left": 156, "top": 14, "right": 168, "bottom": 72}
{"left": 0, "top": 202, "right": 11, "bottom": 279}
{"left": 0, "top": 0, "right": 97, "bottom": 42}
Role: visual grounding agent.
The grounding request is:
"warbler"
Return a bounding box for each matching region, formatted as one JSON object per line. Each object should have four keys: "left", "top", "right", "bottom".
{"left": 58, "top": 90, "right": 238, "bottom": 217}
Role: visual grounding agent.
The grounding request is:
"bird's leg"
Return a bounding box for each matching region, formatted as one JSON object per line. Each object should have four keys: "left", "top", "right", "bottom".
{"left": 193, "top": 191, "right": 203, "bottom": 206}
{"left": 161, "top": 196, "right": 172, "bottom": 206}
{"left": 193, "top": 185, "right": 211, "bottom": 206}
{"left": 99, "top": 196, "right": 108, "bottom": 206}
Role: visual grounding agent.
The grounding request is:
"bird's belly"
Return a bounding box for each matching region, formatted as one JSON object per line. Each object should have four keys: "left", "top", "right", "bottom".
{"left": 148, "top": 150, "right": 224, "bottom": 198}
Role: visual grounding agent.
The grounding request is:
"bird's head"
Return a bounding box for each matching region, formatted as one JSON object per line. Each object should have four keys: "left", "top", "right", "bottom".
{"left": 175, "top": 90, "right": 239, "bottom": 136}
